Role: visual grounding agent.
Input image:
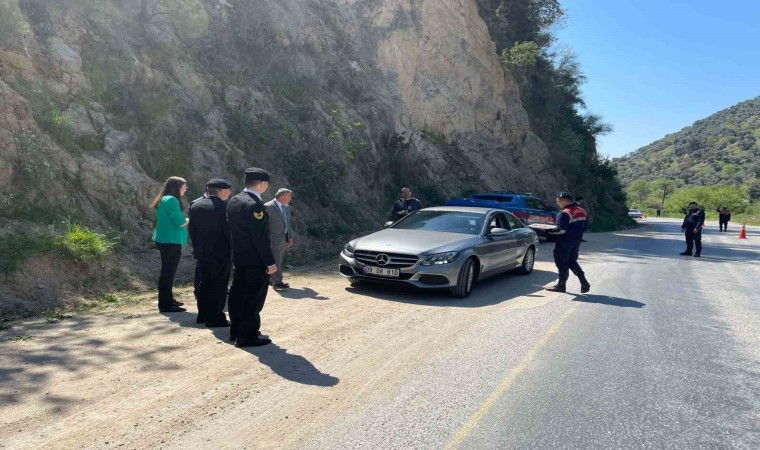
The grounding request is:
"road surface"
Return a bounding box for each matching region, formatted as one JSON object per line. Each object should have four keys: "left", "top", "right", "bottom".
{"left": 1, "top": 218, "right": 758, "bottom": 449}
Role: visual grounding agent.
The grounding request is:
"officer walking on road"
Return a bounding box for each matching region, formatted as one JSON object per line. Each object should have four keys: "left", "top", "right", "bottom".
{"left": 546, "top": 192, "right": 590, "bottom": 293}
{"left": 716, "top": 206, "right": 731, "bottom": 232}
{"left": 226, "top": 168, "right": 277, "bottom": 347}
{"left": 188, "top": 178, "right": 233, "bottom": 327}
{"left": 681, "top": 202, "right": 705, "bottom": 257}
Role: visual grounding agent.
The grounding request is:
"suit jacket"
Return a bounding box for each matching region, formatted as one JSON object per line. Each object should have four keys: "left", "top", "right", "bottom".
{"left": 227, "top": 191, "right": 276, "bottom": 267}
{"left": 264, "top": 200, "right": 290, "bottom": 242}
{"left": 188, "top": 195, "right": 230, "bottom": 262}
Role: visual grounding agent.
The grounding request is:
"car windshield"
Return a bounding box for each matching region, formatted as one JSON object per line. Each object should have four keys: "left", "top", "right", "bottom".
{"left": 393, "top": 210, "right": 485, "bottom": 235}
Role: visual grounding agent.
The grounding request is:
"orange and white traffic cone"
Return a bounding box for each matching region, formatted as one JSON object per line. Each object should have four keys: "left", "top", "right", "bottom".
{"left": 738, "top": 224, "right": 747, "bottom": 239}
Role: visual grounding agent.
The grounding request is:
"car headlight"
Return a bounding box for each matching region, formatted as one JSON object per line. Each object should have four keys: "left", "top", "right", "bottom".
{"left": 342, "top": 242, "right": 355, "bottom": 258}
{"left": 421, "top": 251, "right": 460, "bottom": 266}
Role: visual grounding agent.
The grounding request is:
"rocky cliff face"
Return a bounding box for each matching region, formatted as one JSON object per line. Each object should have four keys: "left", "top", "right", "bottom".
{"left": 0, "top": 0, "right": 561, "bottom": 309}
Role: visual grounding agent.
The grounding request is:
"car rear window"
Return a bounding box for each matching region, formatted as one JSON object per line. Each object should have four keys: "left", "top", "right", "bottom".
{"left": 472, "top": 194, "right": 514, "bottom": 202}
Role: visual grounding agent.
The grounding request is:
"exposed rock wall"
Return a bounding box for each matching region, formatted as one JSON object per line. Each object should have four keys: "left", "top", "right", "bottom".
{"left": 0, "top": 0, "right": 562, "bottom": 311}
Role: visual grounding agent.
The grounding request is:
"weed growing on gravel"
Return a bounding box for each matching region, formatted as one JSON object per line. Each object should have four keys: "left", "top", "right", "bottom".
{"left": 0, "top": 322, "right": 13, "bottom": 331}
{"left": 45, "top": 313, "right": 74, "bottom": 323}
{"left": 10, "top": 335, "right": 35, "bottom": 342}
{"left": 103, "top": 294, "right": 121, "bottom": 304}
{"left": 54, "top": 225, "right": 116, "bottom": 262}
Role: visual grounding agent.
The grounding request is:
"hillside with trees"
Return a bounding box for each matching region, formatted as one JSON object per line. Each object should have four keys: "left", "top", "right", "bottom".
{"left": 614, "top": 96, "right": 760, "bottom": 193}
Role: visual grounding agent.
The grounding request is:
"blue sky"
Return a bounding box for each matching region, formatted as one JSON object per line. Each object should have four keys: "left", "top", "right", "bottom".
{"left": 555, "top": 0, "right": 760, "bottom": 158}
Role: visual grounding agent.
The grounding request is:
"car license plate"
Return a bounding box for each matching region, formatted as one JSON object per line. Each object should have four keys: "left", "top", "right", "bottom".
{"left": 363, "top": 266, "right": 400, "bottom": 278}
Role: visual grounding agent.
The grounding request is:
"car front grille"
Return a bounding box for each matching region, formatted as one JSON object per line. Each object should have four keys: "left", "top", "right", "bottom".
{"left": 354, "top": 250, "right": 419, "bottom": 268}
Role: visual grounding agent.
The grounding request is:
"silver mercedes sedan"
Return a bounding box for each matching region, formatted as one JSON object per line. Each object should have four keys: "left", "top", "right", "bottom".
{"left": 338, "top": 206, "right": 539, "bottom": 298}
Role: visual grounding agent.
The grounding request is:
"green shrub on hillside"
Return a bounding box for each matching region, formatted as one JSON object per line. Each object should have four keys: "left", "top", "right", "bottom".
{"left": 54, "top": 225, "right": 116, "bottom": 262}
{"left": 0, "top": 232, "right": 56, "bottom": 274}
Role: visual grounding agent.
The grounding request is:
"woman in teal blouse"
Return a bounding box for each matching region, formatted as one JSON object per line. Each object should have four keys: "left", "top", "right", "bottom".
{"left": 151, "top": 176, "right": 189, "bottom": 312}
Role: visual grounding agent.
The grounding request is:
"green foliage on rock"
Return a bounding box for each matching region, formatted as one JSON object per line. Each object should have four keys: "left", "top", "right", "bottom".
{"left": 54, "top": 224, "right": 117, "bottom": 262}
{"left": 614, "top": 97, "right": 760, "bottom": 194}
{"left": 477, "top": 0, "right": 631, "bottom": 230}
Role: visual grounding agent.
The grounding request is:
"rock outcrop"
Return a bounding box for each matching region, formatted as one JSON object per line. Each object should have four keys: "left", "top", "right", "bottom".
{"left": 0, "top": 0, "right": 562, "bottom": 313}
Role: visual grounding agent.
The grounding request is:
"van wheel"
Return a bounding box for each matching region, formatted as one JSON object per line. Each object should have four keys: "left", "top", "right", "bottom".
{"left": 516, "top": 247, "right": 535, "bottom": 275}
{"left": 451, "top": 258, "right": 475, "bottom": 298}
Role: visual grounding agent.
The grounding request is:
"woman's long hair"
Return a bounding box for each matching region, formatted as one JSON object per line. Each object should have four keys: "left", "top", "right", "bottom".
{"left": 151, "top": 176, "right": 187, "bottom": 210}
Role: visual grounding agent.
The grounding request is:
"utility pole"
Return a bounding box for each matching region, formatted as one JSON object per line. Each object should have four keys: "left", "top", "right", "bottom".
{"left": 660, "top": 184, "right": 667, "bottom": 213}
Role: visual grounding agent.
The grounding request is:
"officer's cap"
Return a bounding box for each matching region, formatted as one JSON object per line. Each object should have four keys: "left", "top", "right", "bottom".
{"left": 206, "top": 178, "right": 232, "bottom": 189}
{"left": 244, "top": 167, "right": 270, "bottom": 182}
{"left": 558, "top": 191, "right": 574, "bottom": 200}
{"left": 275, "top": 188, "right": 292, "bottom": 198}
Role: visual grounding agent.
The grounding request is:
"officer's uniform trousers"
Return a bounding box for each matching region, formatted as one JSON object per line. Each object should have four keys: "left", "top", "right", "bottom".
{"left": 554, "top": 238, "right": 584, "bottom": 282}
{"left": 228, "top": 265, "right": 270, "bottom": 341}
{"left": 196, "top": 258, "right": 231, "bottom": 324}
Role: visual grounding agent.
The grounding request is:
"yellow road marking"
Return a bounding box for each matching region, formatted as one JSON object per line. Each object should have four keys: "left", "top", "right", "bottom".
{"left": 446, "top": 302, "right": 579, "bottom": 449}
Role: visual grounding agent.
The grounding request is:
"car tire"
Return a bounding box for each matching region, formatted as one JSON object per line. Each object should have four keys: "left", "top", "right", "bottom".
{"left": 451, "top": 258, "right": 475, "bottom": 298}
{"left": 349, "top": 277, "right": 364, "bottom": 288}
{"left": 515, "top": 246, "right": 535, "bottom": 275}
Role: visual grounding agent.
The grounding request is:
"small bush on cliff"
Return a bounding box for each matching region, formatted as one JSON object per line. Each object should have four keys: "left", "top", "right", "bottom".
{"left": 54, "top": 225, "right": 116, "bottom": 263}
{"left": 0, "top": 232, "right": 56, "bottom": 274}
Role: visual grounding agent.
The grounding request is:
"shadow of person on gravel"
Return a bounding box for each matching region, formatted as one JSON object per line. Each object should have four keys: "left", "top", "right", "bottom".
{"left": 274, "top": 287, "right": 329, "bottom": 301}
{"left": 344, "top": 269, "right": 559, "bottom": 308}
{"left": 572, "top": 295, "right": 645, "bottom": 308}
{"left": 238, "top": 343, "right": 339, "bottom": 387}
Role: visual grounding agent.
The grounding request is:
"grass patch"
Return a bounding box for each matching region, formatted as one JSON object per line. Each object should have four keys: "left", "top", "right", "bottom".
{"left": 54, "top": 225, "right": 117, "bottom": 262}
{"left": 9, "top": 335, "right": 35, "bottom": 342}
{"left": 103, "top": 293, "right": 121, "bottom": 304}
{"left": 45, "top": 312, "right": 74, "bottom": 323}
{"left": 0, "top": 323, "right": 13, "bottom": 331}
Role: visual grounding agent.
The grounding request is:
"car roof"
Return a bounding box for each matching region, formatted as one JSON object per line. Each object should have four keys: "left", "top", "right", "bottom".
{"left": 422, "top": 206, "right": 501, "bottom": 214}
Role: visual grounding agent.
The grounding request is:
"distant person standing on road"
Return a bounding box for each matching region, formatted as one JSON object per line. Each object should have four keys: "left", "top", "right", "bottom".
{"left": 546, "top": 192, "right": 591, "bottom": 294}
{"left": 390, "top": 187, "right": 422, "bottom": 221}
{"left": 265, "top": 188, "right": 294, "bottom": 290}
{"left": 656, "top": 207, "right": 661, "bottom": 218}
{"left": 151, "top": 176, "right": 189, "bottom": 313}
{"left": 681, "top": 202, "right": 705, "bottom": 257}
{"left": 716, "top": 206, "right": 731, "bottom": 232}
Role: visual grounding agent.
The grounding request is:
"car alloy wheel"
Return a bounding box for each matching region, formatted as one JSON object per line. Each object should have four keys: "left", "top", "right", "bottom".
{"left": 517, "top": 247, "right": 535, "bottom": 275}
{"left": 452, "top": 258, "right": 475, "bottom": 298}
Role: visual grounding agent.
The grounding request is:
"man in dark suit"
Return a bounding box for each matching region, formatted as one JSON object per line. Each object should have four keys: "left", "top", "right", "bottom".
{"left": 265, "top": 188, "right": 294, "bottom": 290}
{"left": 226, "top": 168, "right": 277, "bottom": 347}
{"left": 188, "top": 179, "right": 233, "bottom": 327}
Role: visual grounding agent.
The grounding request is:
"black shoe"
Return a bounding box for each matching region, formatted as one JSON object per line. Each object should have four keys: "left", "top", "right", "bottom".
{"left": 258, "top": 332, "right": 270, "bottom": 339}
{"left": 206, "top": 320, "right": 230, "bottom": 328}
{"left": 235, "top": 337, "right": 272, "bottom": 347}
{"left": 546, "top": 283, "right": 566, "bottom": 293}
{"left": 580, "top": 283, "right": 590, "bottom": 293}
{"left": 679, "top": 251, "right": 692, "bottom": 256}
{"left": 172, "top": 300, "right": 184, "bottom": 306}
{"left": 159, "top": 305, "right": 186, "bottom": 313}
{"left": 273, "top": 283, "right": 289, "bottom": 290}
{"left": 693, "top": 253, "right": 701, "bottom": 258}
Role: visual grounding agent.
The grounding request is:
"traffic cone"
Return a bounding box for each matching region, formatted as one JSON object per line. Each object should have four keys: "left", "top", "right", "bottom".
{"left": 738, "top": 225, "right": 747, "bottom": 239}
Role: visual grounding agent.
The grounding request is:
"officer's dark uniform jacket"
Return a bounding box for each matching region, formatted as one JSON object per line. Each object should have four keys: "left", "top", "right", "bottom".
{"left": 391, "top": 198, "right": 423, "bottom": 219}
{"left": 553, "top": 203, "right": 588, "bottom": 240}
{"left": 188, "top": 195, "right": 230, "bottom": 262}
{"left": 227, "top": 191, "right": 276, "bottom": 267}
{"left": 682, "top": 208, "right": 705, "bottom": 230}
{"left": 717, "top": 209, "right": 731, "bottom": 222}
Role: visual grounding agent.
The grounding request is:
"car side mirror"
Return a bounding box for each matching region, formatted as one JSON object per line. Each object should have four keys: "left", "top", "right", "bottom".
{"left": 489, "top": 227, "right": 510, "bottom": 236}
{"left": 384, "top": 221, "right": 394, "bottom": 228}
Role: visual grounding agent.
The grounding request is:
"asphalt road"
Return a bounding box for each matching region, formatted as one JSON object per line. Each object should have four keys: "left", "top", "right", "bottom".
{"left": 1, "top": 218, "right": 758, "bottom": 449}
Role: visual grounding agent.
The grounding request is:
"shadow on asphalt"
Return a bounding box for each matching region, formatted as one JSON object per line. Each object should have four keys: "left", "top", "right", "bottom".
{"left": 572, "top": 294, "right": 646, "bottom": 308}
{"left": 583, "top": 229, "right": 759, "bottom": 264}
{"left": 344, "top": 268, "right": 559, "bottom": 308}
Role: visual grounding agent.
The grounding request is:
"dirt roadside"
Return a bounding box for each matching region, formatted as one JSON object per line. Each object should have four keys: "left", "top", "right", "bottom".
{"left": 0, "top": 256, "right": 563, "bottom": 449}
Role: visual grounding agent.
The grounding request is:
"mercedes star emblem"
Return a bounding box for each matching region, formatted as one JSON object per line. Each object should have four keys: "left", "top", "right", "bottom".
{"left": 376, "top": 254, "right": 390, "bottom": 266}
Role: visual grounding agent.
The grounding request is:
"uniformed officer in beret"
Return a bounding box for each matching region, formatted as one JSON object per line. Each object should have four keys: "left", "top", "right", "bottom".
{"left": 546, "top": 192, "right": 591, "bottom": 293}
{"left": 188, "top": 178, "right": 233, "bottom": 327}
{"left": 226, "top": 168, "right": 277, "bottom": 347}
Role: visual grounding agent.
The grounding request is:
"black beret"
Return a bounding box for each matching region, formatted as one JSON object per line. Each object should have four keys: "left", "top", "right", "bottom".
{"left": 244, "top": 167, "right": 270, "bottom": 181}
{"left": 558, "top": 191, "right": 574, "bottom": 200}
{"left": 206, "top": 178, "right": 232, "bottom": 189}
